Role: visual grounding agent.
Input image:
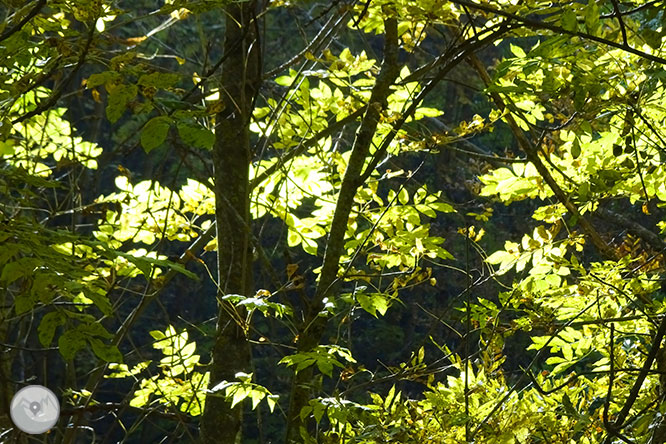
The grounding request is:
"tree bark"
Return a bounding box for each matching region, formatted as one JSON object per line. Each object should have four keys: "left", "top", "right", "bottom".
{"left": 284, "top": 18, "right": 400, "bottom": 443}
{"left": 200, "top": 2, "right": 260, "bottom": 443}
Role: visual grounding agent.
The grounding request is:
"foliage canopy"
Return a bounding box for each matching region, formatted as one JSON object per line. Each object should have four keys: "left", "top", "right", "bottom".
{"left": 2, "top": 0, "right": 666, "bottom": 443}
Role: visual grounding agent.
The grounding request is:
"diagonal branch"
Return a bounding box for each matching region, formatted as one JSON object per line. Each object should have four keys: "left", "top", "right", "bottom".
{"left": 0, "top": 0, "right": 47, "bottom": 44}
{"left": 606, "top": 316, "right": 666, "bottom": 442}
{"left": 594, "top": 207, "right": 666, "bottom": 252}
{"left": 285, "top": 17, "right": 401, "bottom": 442}
{"left": 310, "top": 17, "right": 401, "bottom": 313}
{"left": 358, "top": 23, "right": 511, "bottom": 184}
{"left": 467, "top": 55, "right": 617, "bottom": 260}
{"left": 447, "top": 0, "right": 666, "bottom": 66}
{"left": 12, "top": 26, "right": 95, "bottom": 125}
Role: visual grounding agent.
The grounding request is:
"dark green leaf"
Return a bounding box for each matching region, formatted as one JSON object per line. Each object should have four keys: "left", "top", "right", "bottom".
{"left": 0, "top": 261, "right": 25, "bottom": 284}
{"left": 584, "top": 2, "right": 599, "bottom": 34}
{"left": 138, "top": 72, "right": 180, "bottom": 89}
{"left": 14, "top": 292, "right": 38, "bottom": 315}
{"left": 642, "top": 29, "right": 663, "bottom": 50}
{"left": 561, "top": 9, "right": 578, "bottom": 32}
{"left": 58, "top": 329, "right": 87, "bottom": 360}
{"left": 89, "top": 338, "right": 124, "bottom": 363}
{"left": 571, "top": 138, "right": 581, "bottom": 158}
{"left": 140, "top": 116, "right": 172, "bottom": 153}
{"left": 106, "top": 84, "right": 138, "bottom": 123}
{"left": 177, "top": 121, "right": 215, "bottom": 150}
{"left": 38, "top": 312, "right": 65, "bottom": 346}
{"left": 86, "top": 291, "right": 113, "bottom": 316}
{"left": 80, "top": 322, "right": 114, "bottom": 339}
{"left": 87, "top": 71, "right": 122, "bottom": 88}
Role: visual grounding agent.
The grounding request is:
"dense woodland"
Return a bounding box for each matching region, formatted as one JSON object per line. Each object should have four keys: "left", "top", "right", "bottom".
{"left": 2, "top": 0, "right": 666, "bottom": 443}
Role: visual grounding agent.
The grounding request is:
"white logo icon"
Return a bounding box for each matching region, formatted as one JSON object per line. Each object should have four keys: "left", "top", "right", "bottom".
{"left": 10, "top": 385, "right": 60, "bottom": 434}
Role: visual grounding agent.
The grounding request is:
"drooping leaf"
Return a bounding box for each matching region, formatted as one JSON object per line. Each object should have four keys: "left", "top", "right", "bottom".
{"left": 58, "top": 329, "right": 87, "bottom": 360}
{"left": 561, "top": 9, "right": 578, "bottom": 32}
{"left": 89, "top": 337, "right": 124, "bottom": 363}
{"left": 106, "top": 84, "right": 138, "bottom": 123}
{"left": 177, "top": 120, "right": 215, "bottom": 150}
{"left": 140, "top": 116, "right": 172, "bottom": 153}
{"left": 38, "top": 311, "right": 65, "bottom": 346}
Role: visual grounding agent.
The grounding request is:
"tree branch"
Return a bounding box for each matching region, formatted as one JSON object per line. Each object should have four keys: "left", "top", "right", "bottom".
{"left": 447, "top": 0, "right": 666, "bottom": 66}
{"left": 467, "top": 55, "right": 618, "bottom": 260}
{"left": 12, "top": 26, "right": 95, "bottom": 125}
{"left": 606, "top": 316, "right": 666, "bottom": 441}
{"left": 595, "top": 207, "right": 666, "bottom": 252}
{"left": 358, "top": 23, "right": 511, "bottom": 183}
{"left": 285, "top": 17, "right": 401, "bottom": 442}
{"left": 0, "top": 0, "right": 47, "bottom": 44}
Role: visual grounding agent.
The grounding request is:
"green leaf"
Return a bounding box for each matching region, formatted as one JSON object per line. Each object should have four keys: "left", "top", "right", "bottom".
{"left": 642, "top": 29, "right": 663, "bottom": 50}
{"left": 150, "top": 330, "right": 166, "bottom": 341}
{"left": 79, "top": 322, "right": 114, "bottom": 339}
{"left": 141, "top": 116, "right": 172, "bottom": 153}
{"left": 250, "top": 388, "right": 266, "bottom": 410}
{"left": 58, "top": 329, "right": 87, "bottom": 360}
{"left": 0, "top": 139, "right": 15, "bottom": 156}
{"left": 124, "top": 254, "right": 152, "bottom": 276}
{"left": 431, "top": 202, "right": 455, "bottom": 213}
{"left": 316, "top": 359, "right": 334, "bottom": 377}
{"left": 266, "top": 395, "right": 278, "bottom": 413}
{"left": 87, "top": 71, "right": 121, "bottom": 88}
{"left": 561, "top": 9, "right": 578, "bottom": 32}
{"left": 14, "top": 292, "right": 38, "bottom": 315}
{"left": 106, "top": 84, "right": 138, "bottom": 123}
{"left": 571, "top": 138, "right": 581, "bottom": 158}
{"left": 89, "top": 337, "right": 124, "bottom": 363}
{"left": 85, "top": 291, "right": 113, "bottom": 316}
{"left": 38, "top": 312, "right": 65, "bottom": 346}
{"left": 312, "top": 400, "right": 326, "bottom": 423}
{"left": 230, "top": 385, "right": 249, "bottom": 408}
{"left": 275, "top": 74, "right": 296, "bottom": 87}
{"left": 357, "top": 293, "right": 389, "bottom": 317}
{"left": 110, "top": 250, "right": 198, "bottom": 280}
{"left": 486, "top": 250, "right": 512, "bottom": 265}
{"left": 0, "top": 261, "right": 25, "bottom": 284}
{"left": 138, "top": 72, "right": 180, "bottom": 89}
{"left": 561, "top": 393, "right": 580, "bottom": 417}
{"left": 510, "top": 44, "right": 526, "bottom": 58}
{"left": 130, "top": 387, "right": 152, "bottom": 408}
{"left": 177, "top": 121, "right": 215, "bottom": 150}
{"left": 584, "top": 2, "right": 599, "bottom": 34}
{"left": 398, "top": 188, "right": 409, "bottom": 205}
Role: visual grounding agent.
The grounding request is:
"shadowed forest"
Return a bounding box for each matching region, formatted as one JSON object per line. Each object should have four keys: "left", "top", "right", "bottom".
{"left": 2, "top": 1, "right": 666, "bottom": 443}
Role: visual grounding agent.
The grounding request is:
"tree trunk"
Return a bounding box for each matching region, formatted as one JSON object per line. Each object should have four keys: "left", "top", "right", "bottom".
{"left": 200, "top": 2, "right": 260, "bottom": 443}
{"left": 284, "top": 18, "right": 400, "bottom": 443}
{"left": 0, "top": 302, "right": 13, "bottom": 434}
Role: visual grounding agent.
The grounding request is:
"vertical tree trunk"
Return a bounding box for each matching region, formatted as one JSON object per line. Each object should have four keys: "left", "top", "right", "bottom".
{"left": 0, "top": 303, "right": 13, "bottom": 433}
{"left": 284, "top": 18, "right": 400, "bottom": 443}
{"left": 200, "top": 2, "right": 260, "bottom": 443}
